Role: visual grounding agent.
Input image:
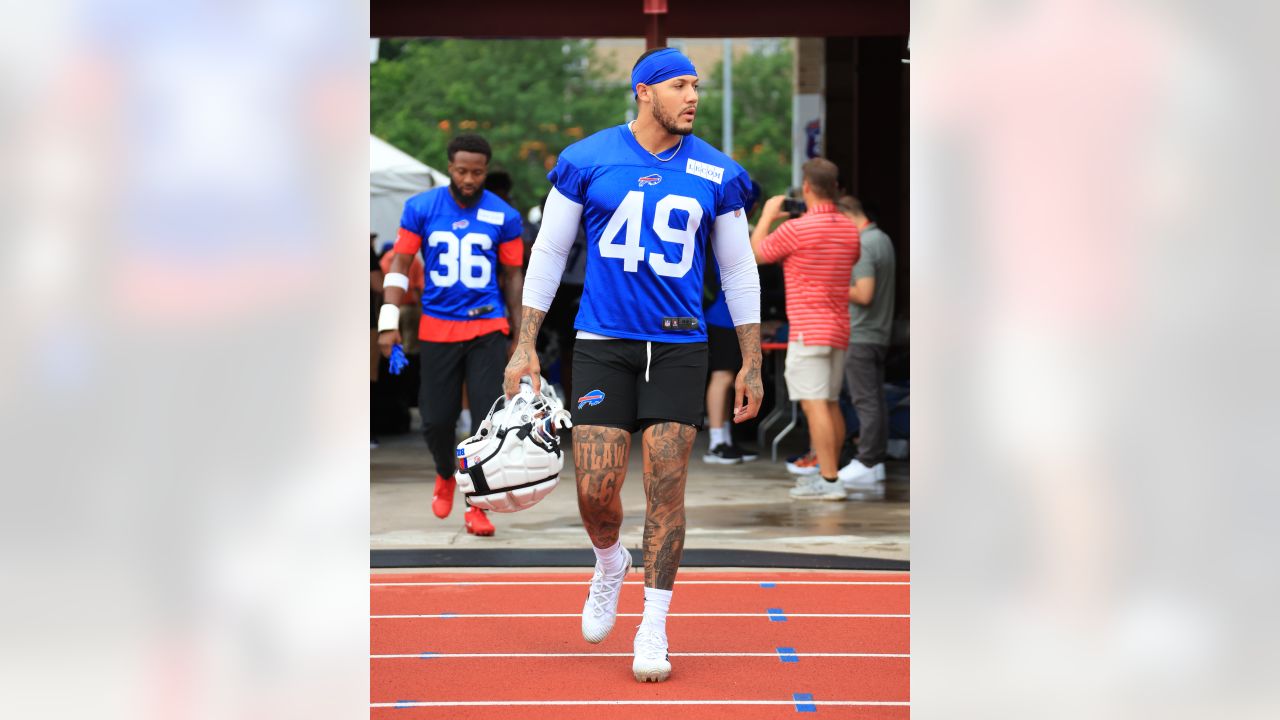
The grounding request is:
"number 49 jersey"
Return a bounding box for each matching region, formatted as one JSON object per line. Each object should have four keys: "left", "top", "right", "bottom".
{"left": 394, "top": 187, "right": 523, "bottom": 322}
{"left": 548, "top": 125, "right": 752, "bottom": 343}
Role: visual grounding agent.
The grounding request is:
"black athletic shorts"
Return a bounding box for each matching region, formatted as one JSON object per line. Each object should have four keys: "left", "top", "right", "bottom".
{"left": 706, "top": 324, "right": 742, "bottom": 372}
{"left": 571, "top": 339, "right": 709, "bottom": 432}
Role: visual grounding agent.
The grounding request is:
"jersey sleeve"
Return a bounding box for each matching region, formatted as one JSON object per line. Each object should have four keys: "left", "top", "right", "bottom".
{"left": 546, "top": 155, "right": 588, "bottom": 204}
{"left": 394, "top": 198, "right": 424, "bottom": 254}
{"left": 757, "top": 219, "right": 800, "bottom": 264}
{"left": 716, "top": 167, "right": 753, "bottom": 216}
{"left": 501, "top": 208, "right": 523, "bottom": 243}
{"left": 498, "top": 237, "right": 524, "bottom": 267}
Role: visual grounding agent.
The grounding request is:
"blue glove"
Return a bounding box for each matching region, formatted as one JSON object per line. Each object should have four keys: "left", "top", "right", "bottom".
{"left": 388, "top": 343, "right": 409, "bottom": 375}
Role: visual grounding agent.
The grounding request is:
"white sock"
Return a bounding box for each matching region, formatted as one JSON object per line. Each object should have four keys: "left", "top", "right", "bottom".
{"left": 593, "top": 542, "right": 627, "bottom": 576}
{"left": 720, "top": 422, "right": 732, "bottom": 440}
{"left": 641, "top": 587, "right": 673, "bottom": 634}
{"left": 709, "top": 426, "right": 728, "bottom": 447}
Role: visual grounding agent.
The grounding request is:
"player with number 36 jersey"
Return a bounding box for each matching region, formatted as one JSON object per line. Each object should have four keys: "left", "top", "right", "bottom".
{"left": 378, "top": 134, "right": 524, "bottom": 539}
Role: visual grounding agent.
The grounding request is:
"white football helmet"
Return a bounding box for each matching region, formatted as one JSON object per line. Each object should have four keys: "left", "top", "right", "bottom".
{"left": 455, "top": 378, "right": 573, "bottom": 512}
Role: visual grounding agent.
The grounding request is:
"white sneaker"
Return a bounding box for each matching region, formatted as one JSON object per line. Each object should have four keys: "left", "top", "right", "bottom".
{"left": 788, "top": 475, "right": 847, "bottom": 501}
{"left": 632, "top": 625, "right": 672, "bottom": 682}
{"left": 581, "top": 548, "right": 632, "bottom": 643}
{"left": 838, "top": 458, "right": 886, "bottom": 487}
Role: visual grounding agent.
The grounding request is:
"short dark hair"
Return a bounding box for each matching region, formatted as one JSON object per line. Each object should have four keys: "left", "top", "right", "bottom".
{"left": 837, "top": 195, "right": 863, "bottom": 217}
{"left": 801, "top": 158, "right": 839, "bottom": 201}
{"left": 632, "top": 47, "right": 670, "bottom": 71}
{"left": 484, "top": 170, "right": 512, "bottom": 196}
{"left": 447, "top": 134, "right": 491, "bottom": 162}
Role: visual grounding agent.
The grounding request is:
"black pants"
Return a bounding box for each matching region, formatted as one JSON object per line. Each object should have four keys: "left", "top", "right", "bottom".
{"left": 418, "top": 331, "right": 507, "bottom": 478}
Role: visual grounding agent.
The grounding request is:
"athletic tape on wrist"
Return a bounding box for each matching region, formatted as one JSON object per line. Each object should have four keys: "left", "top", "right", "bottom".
{"left": 377, "top": 304, "right": 400, "bottom": 332}
{"left": 384, "top": 272, "right": 409, "bottom": 291}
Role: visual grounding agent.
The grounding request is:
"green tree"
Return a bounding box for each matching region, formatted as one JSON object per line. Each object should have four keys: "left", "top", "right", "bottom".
{"left": 695, "top": 43, "right": 795, "bottom": 200}
{"left": 371, "top": 39, "right": 632, "bottom": 214}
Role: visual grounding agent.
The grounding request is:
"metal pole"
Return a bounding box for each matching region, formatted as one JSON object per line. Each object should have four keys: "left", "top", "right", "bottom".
{"left": 644, "top": 0, "right": 668, "bottom": 49}
{"left": 722, "top": 38, "right": 733, "bottom": 155}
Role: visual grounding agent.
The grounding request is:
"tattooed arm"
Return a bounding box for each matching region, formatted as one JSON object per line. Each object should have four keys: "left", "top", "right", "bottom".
{"left": 503, "top": 306, "right": 546, "bottom": 396}
{"left": 733, "top": 323, "right": 763, "bottom": 422}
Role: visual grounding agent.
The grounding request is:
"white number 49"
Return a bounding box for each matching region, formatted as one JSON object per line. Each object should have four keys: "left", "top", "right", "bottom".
{"left": 599, "top": 191, "right": 703, "bottom": 278}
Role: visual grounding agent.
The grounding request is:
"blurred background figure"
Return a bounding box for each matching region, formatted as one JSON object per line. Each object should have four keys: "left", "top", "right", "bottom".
{"left": 703, "top": 180, "right": 763, "bottom": 464}
{"left": 837, "top": 195, "right": 895, "bottom": 489}
{"left": 371, "top": 232, "right": 385, "bottom": 449}
{"left": 751, "top": 159, "right": 860, "bottom": 500}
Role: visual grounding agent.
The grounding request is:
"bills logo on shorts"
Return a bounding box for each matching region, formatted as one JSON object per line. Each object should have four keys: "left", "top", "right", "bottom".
{"left": 452, "top": 219, "right": 470, "bottom": 231}
{"left": 637, "top": 173, "right": 662, "bottom": 187}
{"left": 577, "top": 389, "right": 606, "bottom": 409}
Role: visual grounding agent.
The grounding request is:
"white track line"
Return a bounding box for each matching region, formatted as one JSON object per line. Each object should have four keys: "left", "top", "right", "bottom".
{"left": 373, "top": 700, "right": 910, "bottom": 708}
{"left": 371, "top": 651, "right": 910, "bottom": 659}
{"left": 372, "top": 580, "right": 909, "bottom": 587}
{"left": 371, "top": 612, "right": 909, "bottom": 619}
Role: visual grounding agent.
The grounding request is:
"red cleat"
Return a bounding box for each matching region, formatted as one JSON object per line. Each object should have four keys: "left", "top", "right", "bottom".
{"left": 431, "top": 475, "right": 456, "bottom": 519}
{"left": 464, "top": 506, "right": 495, "bottom": 536}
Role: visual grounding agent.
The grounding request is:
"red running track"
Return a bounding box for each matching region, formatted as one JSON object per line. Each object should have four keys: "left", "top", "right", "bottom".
{"left": 371, "top": 570, "right": 910, "bottom": 719}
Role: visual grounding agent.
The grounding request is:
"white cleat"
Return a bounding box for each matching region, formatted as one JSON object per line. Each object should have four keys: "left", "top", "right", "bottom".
{"left": 581, "top": 548, "right": 632, "bottom": 643}
{"left": 632, "top": 625, "right": 672, "bottom": 682}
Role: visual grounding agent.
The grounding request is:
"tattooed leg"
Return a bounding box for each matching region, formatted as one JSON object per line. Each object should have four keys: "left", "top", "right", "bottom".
{"left": 641, "top": 422, "right": 695, "bottom": 590}
{"left": 574, "top": 425, "right": 632, "bottom": 549}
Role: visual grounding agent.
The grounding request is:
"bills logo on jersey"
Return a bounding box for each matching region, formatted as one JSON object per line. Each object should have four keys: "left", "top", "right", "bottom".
{"left": 577, "top": 389, "right": 606, "bottom": 409}
{"left": 452, "top": 219, "right": 470, "bottom": 231}
{"left": 638, "top": 173, "right": 662, "bottom": 187}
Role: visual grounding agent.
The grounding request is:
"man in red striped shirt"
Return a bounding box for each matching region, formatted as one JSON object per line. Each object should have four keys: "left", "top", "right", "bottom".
{"left": 751, "top": 158, "right": 861, "bottom": 500}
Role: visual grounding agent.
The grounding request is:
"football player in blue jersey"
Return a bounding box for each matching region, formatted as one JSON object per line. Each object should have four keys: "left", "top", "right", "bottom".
{"left": 503, "top": 48, "right": 763, "bottom": 682}
{"left": 379, "top": 134, "right": 525, "bottom": 537}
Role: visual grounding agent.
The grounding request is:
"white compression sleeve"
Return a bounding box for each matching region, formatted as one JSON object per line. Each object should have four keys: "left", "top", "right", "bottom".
{"left": 522, "top": 187, "right": 584, "bottom": 312}
{"left": 711, "top": 210, "right": 762, "bottom": 326}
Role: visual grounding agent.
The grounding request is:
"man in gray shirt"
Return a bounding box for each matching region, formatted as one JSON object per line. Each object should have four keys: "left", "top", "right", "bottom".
{"left": 837, "top": 196, "right": 896, "bottom": 487}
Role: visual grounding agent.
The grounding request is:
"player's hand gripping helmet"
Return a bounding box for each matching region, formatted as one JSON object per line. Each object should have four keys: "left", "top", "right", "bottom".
{"left": 455, "top": 378, "right": 573, "bottom": 513}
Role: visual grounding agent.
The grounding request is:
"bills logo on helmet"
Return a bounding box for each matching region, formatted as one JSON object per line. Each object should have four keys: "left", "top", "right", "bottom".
{"left": 452, "top": 219, "right": 470, "bottom": 231}
{"left": 456, "top": 447, "right": 468, "bottom": 470}
{"left": 577, "top": 389, "right": 605, "bottom": 409}
{"left": 637, "top": 173, "right": 661, "bottom": 187}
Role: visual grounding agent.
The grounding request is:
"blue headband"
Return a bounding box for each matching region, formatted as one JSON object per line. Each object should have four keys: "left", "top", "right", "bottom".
{"left": 631, "top": 48, "right": 698, "bottom": 99}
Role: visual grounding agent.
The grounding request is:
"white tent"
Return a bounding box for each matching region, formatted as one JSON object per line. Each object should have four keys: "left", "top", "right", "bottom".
{"left": 370, "top": 135, "right": 448, "bottom": 251}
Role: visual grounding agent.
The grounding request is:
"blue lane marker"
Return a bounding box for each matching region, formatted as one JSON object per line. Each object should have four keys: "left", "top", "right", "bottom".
{"left": 394, "top": 700, "right": 415, "bottom": 709}
{"left": 760, "top": 582, "right": 777, "bottom": 588}
{"left": 793, "top": 693, "right": 817, "bottom": 712}
{"left": 776, "top": 647, "right": 799, "bottom": 663}
{"left": 767, "top": 607, "right": 788, "bottom": 622}
{"left": 419, "top": 651, "right": 437, "bottom": 659}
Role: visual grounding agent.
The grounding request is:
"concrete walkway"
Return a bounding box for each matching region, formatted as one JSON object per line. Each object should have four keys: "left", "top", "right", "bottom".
{"left": 371, "top": 414, "right": 909, "bottom": 562}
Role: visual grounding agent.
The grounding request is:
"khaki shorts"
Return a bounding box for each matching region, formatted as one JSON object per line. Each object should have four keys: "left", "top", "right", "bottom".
{"left": 784, "top": 335, "right": 846, "bottom": 401}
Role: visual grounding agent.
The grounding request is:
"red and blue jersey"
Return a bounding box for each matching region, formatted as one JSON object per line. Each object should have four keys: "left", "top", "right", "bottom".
{"left": 395, "top": 187, "right": 523, "bottom": 341}
{"left": 548, "top": 125, "right": 752, "bottom": 343}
